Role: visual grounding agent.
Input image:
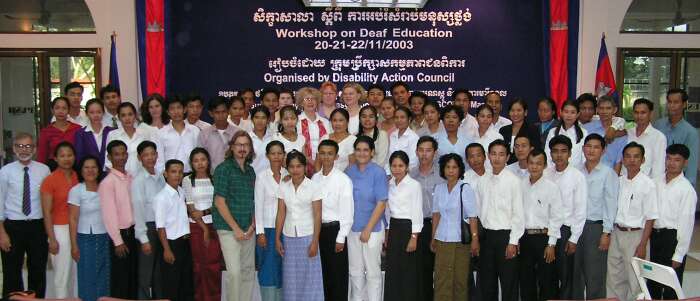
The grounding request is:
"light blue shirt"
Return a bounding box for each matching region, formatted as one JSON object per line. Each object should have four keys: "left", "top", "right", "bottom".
{"left": 68, "top": 183, "right": 107, "bottom": 234}
{"left": 436, "top": 132, "right": 474, "bottom": 166}
{"left": 0, "top": 161, "right": 50, "bottom": 221}
{"left": 654, "top": 118, "right": 698, "bottom": 186}
{"left": 346, "top": 162, "right": 388, "bottom": 233}
{"left": 131, "top": 167, "right": 166, "bottom": 243}
{"left": 578, "top": 162, "right": 619, "bottom": 233}
{"left": 584, "top": 120, "right": 627, "bottom": 169}
{"left": 432, "top": 181, "right": 478, "bottom": 242}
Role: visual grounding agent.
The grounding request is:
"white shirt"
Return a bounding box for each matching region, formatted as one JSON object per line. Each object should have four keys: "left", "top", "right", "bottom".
{"left": 249, "top": 129, "right": 274, "bottom": 173}
{"left": 102, "top": 111, "right": 122, "bottom": 129}
{"left": 255, "top": 168, "right": 282, "bottom": 234}
{"left": 188, "top": 119, "right": 211, "bottom": 131}
{"left": 312, "top": 168, "right": 354, "bottom": 243}
{"left": 615, "top": 172, "right": 659, "bottom": 229}
{"left": 521, "top": 177, "right": 565, "bottom": 245}
{"left": 458, "top": 115, "right": 479, "bottom": 139}
{"left": 626, "top": 124, "right": 667, "bottom": 179}
{"left": 273, "top": 132, "right": 306, "bottom": 155}
{"left": 473, "top": 127, "right": 504, "bottom": 156}
{"left": 653, "top": 174, "right": 697, "bottom": 262}
{"left": 68, "top": 183, "right": 107, "bottom": 234}
{"left": 131, "top": 168, "right": 166, "bottom": 243}
{"left": 153, "top": 184, "right": 190, "bottom": 240}
{"left": 321, "top": 134, "right": 357, "bottom": 171}
{"left": 491, "top": 116, "right": 512, "bottom": 132}
{"left": 476, "top": 168, "right": 525, "bottom": 245}
{"left": 52, "top": 110, "right": 88, "bottom": 126}
{"left": 182, "top": 176, "right": 214, "bottom": 224}
{"left": 349, "top": 114, "right": 360, "bottom": 135}
{"left": 0, "top": 161, "right": 50, "bottom": 220}
{"left": 277, "top": 177, "right": 323, "bottom": 237}
{"left": 387, "top": 175, "right": 424, "bottom": 233}
{"left": 544, "top": 165, "right": 587, "bottom": 244}
{"left": 463, "top": 167, "right": 489, "bottom": 194}
{"left": 156, "top": 122, "right": 201, "bottom": 173}
{"left": 507, "top": 162, "right": 529, "bottom": 179}
{"left": 545, "top": 124, "right": 588, "bottom": 167}
{"left": 105, "top": 125, "right": 156, "bottom": 175}
{"left": 387, "top": 127, "right": 420, "bottom": 172}
{"left": 229, "top": 118, "right": 253, "bottom": 132}
{"left": 297, "top": 111, "right": 332, "bottom": 160}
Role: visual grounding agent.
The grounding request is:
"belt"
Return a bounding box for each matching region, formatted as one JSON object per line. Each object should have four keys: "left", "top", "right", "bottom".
{"left": 586, "top": 220, "right": 603, "bottom": 225}
{"left": 525, "top": 228, "right": 548, "bottom": 235}
{"left": 423, "top": 217, "right": 432, "bottom": 222}
{"left": 615, "top": 224, "right": 641, "bottom": 232}
{"left": 322, "top": 221, "right": 339, "bottom": 228}
{"left": 173, "top": 234, "right": 190, "bottom": 240}
{"left": 653, "top": 228, "right": 676, "bottom": 233}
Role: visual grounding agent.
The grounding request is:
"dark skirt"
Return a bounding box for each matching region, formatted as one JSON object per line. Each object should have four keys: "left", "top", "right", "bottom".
{"left": 384, "top": 218, "right": 423, "bottom": 301}
{"left": 77, "top": 233, "right": 110, "bottom": 301}
{"left": 256, "top": 228, "right": 283, "bottom": 288}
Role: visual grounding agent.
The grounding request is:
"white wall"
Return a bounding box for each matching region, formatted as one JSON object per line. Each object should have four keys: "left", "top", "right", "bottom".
{"left": 0, "top": 0, "right": 140, "bottom": 104}
{"left": 577, "top": 0, "right": 700, "bottom": 95}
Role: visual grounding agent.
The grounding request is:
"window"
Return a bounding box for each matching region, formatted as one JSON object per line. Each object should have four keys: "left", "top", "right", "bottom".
{"left": 618, "top": 49, "right": 700, "bottom": 128}
{"left": 621, "top": 0, "right": 700, "bottom": 33}
{"left": 0, "top": 0, "right": 96, "bottom": 33}
{"left": 0, "top": 49, "right": 101, "bottom": 162}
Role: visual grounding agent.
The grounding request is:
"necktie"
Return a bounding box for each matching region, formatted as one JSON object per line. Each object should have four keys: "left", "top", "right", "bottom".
{"left": 23, "top": 166, "right": 31, "bottom": 216}
{"left": 112, "top": 116, "right": 118, "bottom": 128}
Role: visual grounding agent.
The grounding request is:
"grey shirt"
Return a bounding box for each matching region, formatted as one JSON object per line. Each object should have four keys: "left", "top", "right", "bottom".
{"left": 410, "top": 164, "right": 445, "bottom": 218}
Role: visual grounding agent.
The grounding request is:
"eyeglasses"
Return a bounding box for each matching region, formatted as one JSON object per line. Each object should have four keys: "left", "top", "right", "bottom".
{"left": 14, "top": 143, "right": 34, "bottom": 150}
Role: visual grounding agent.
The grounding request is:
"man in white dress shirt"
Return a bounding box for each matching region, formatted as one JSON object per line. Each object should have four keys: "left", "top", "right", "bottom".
{"left": 157, "top": 97, "right": 201, "bottom": 173}
{"left": 626, "top": 98, "right": 667, "bottom": 179}
{"left": 100, "top": 84, "right": 122, "bottom": 129}
{"left": 475, "top": 139, "right": 524, "bottom": 301}
{"left": 185, "top": 96, "right": 212, "bottom": 131}
{"left": 485, "top": 92, "right": 512, "bottom": 131}
{"left": 606, "top": 142, "right": 659, "bottom": 301}
{"left": 453, "top": 89, "right": 479, "bottom": 139}
{"left": 0, "top": 133, "right": 51, "bottom": 298}
{"left": 154, "top": 159, "right": 193, "bottom": 301}
{"left": 519, "top": 149, "right": 564, "bottom": 301}
{"left": 545, "top": 135, "right": 587, "bottom": 299}
{"left": 312, "top": 139, "right": 354, "bottom": 301}
{"left": 464, "top": 143, "right": 489, "bottom": 189}
{"left": 131, "top": 141, "right": 166, "bottom": 299}
{"left": 57, "top": 82, "right": 88, "bottom": 126}
{"left": 648, "top": 144, "right": 697, "bottom": 300}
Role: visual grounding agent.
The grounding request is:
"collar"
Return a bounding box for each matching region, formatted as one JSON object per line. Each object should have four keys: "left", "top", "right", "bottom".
{"left": 84, "top": 124, "right": 106, "bottom": 133}
{"left": 163, "top": 184, "right": 180, "bottom": 197}
{"left": 108, "top": 167, "right": 130, "bottom": 180}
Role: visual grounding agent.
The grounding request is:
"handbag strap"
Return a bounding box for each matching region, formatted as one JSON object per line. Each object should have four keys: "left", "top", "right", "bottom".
{"left": 459, "top": 183, "right": 466, "bottom": 224}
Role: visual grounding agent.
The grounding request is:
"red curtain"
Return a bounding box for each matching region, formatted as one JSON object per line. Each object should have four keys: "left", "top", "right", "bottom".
{"left": 549, "top": 0, "right": 568, "bottom": 109}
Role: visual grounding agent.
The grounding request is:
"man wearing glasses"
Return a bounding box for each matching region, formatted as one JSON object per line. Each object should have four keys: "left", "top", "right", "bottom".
{"left": 0, "top": 133, "right": 51, "bottom": 298}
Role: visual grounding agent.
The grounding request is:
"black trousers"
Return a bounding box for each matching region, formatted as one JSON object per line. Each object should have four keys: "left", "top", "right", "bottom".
{"left": 319, "top": 221, "right": 349, "bottom": 301}
{"left": 555, "top": 225, "right": 574, "bottom": 299}
{"left": 160, "top": 235, "right": 194, "bottom": 301}
{"left": 110, "top": 226, "right": 139, "bottom": 299}
{"left": 385, "top": 218, "right": 423, "bottom": 301}
{"left": 478, "top": 229, "right": 518, "bottom": 301}
{"left": 518, "top": 233, "right": 558, "bottom": 301}
{"left": 648, "top": 228, "right": 686, "bottom": 300}
{"left": 138, "top": 222, "right": 163, "bottom": 299}
{"left": 1, "top": 219, "right": 48, "bottom": 298}
{"left": 419, "top": 218, "right": 434, "bottom": 301}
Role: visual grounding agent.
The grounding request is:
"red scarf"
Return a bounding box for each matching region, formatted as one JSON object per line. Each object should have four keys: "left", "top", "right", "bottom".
{"left": 301, "top": 116, "right": 327, "bottom": 174}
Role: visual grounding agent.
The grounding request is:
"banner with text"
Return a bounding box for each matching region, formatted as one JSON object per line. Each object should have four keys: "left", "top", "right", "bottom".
{"left": 167, "top": 0, "right": 546, "bottom": 111}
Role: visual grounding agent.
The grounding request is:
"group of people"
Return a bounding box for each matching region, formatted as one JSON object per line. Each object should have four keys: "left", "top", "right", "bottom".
{"left": 0, "top": 80, "right": 697, "bottom": 301}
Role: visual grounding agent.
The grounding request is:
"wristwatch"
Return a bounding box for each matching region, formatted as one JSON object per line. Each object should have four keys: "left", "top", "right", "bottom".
{"left": 411, "top": 234, "right": 418, "bottom": 239}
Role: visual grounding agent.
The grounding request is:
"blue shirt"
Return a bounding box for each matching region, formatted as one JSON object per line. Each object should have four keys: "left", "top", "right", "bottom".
{"left": 654, "top": 118, "right": 698, "bottom": 186}
{"left": 436, "top": 132, "right": 473, "bottom": 166}
{"left": 584, "top": 120, "right": 627, "bottom": 169}
{"left": 346, "top": 162, "right": 388, "bottom": 232}
{"left": 577, "top": 162, "right": 619, "bottom": 233}
{"left": 432, "top": 181, "right": 478, "bottom": 242}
